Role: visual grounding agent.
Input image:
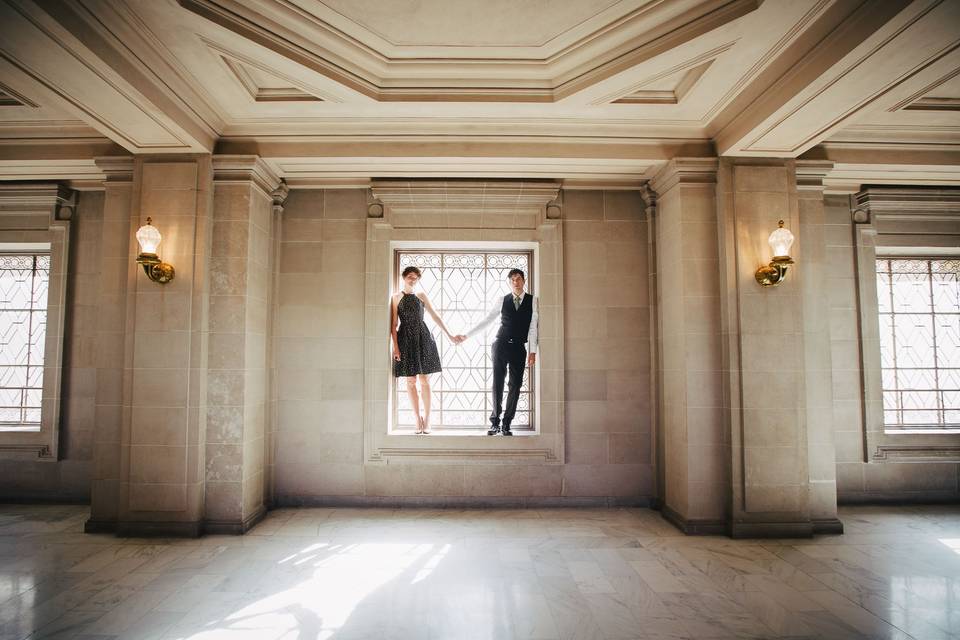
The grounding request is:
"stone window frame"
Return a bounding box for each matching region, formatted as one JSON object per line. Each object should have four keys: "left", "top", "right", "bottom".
{"left": 390, "top": 243, "right": 540, "bottom": 435}
{"left": 0, "top": 184, "right": 75, "bottom": 461}
{"left": 363, "top": 208, "right": 564, "bottom": 465}
{"left": 852, "top": 187, "right": 960, "bottom": 462}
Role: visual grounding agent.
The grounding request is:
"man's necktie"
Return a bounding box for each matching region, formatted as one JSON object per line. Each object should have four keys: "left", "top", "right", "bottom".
{"left": 514, "top": 295, "right": 521, "bottom": 310}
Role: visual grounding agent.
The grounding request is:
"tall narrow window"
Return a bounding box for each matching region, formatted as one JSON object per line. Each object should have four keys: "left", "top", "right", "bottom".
{"left": 395, "top": 250, "right": 534, "bottom": 432}
{"left": 0, "top": 254, "right": 49, "bottom": 428}
{"left": 877, "top": 258, "right": 960, "bottom": 429}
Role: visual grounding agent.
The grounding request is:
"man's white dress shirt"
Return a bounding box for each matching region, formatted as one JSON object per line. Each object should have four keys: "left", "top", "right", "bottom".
{"left": 465, "top": 292, "right": 539, "bottom": 354}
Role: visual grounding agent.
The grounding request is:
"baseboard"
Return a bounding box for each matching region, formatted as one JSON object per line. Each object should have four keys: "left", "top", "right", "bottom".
{"left": 730, "top": 520, "right": 814, "bottom": 539}
{"left": 1, "top": 494, "right": 90, "bottom": 505}
{"left": 115, "top": 520, "right": 203, "bottom": 538}
{"left": 84, "top": 518, "right": 116, "bottom": 534}
{"left": 204, "top": 505, "right": 267, "bottom": 535}
{"left": 838, "top": 491, "right": 960, "bottom": 505}
{"left": 812, "top": 517, "right": 844, "bottom": 534}
{"left": 660, "top": 504, "right": 728, "bottom": 536}
{"left": 274, "top": 495, "right": 655, "bottom": 508}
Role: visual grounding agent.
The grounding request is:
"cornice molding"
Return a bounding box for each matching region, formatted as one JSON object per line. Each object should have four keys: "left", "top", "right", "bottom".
{"left": 794, "top": 159, "right": 834, "bottom": 190}
{"left": 648, "top": 157, "right": 718, "bottom": 195}
{"left": 854, "top": 186, "right": 960, "bottom": 221}
{"left": 93, "top": 156, "right": 135, "bottom": 183}
{"left": 212, "top": 154, "right": 282, "bottom": 196}
{"left": 371, "top": 179, "right": 561, "bottom": 216}
{"left": 0, "top": 183, "right": 77, "bottom": 219}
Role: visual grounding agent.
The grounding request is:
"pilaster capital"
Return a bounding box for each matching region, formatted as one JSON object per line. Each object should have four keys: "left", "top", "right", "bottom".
{"left": 212, "top": 154, "right": 281, "bottom": 198}
{"left": 649, "top": 158, "right": 718, "bottom": 196}
{"left": 271, "top": 181, "right": 289, "bottom": 214}
{"left": 94, "top": 156, "right": 135, "bottom": 185}
{"left": 795, "top": 160, "right": 834, "bottom": 191}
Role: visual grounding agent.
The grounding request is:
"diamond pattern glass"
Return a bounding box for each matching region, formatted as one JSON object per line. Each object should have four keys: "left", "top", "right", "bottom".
{"left": 395, "top": 250, "right": 533, "bottom": 431}
{"left": 0, "top": 254, "right": 48, "bottom": 426}
{"left": 877, "top": 258, "right": 960, "bottom": 429}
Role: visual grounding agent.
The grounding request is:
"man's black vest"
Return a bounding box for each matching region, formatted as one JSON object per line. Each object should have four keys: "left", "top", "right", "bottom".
{"left": 497, "top": 293, "right": 533, "bottom": 342}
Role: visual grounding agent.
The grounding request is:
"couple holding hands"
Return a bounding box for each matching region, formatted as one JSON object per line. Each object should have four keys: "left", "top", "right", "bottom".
{"left": 390, "top": 266, "right": 538, "bottom": 435}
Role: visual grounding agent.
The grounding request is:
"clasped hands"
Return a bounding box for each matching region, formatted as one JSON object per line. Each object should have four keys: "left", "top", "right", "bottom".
{"left": 448, "top": 334, "right": 536, "bottom": 366}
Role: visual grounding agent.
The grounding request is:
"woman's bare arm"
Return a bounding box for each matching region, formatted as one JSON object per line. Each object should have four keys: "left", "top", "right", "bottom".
{"left": 417, "top": 293, "right": 453, "bottom": 338}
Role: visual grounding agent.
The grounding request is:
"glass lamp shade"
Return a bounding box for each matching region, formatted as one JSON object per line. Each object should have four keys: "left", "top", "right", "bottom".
{"left": 768, "top": 221, "right": 794, "bottom": 260}
{"left": 136, "top": 218, "right": 161, "bottom": 255}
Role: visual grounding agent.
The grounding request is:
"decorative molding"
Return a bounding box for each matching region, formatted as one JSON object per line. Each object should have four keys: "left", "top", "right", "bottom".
{"left": 0, "top": 443, "right": 52, "bottom": 459}
{"left": 611, "top": 58, "right": 716, "bottom": 105}
{"left": 212, "top": 154, "right": 282, "bottom": 196}
{"left": 854, "top": 186, "right": 960, "bottom": 218}
{"left": 366, "top": 200, "right": 384, "bottom": 218}
{"left": 648, "top": 157, "right": 718, "bottom": 195}
{"left": 0, "top": 183, "right": 78, "bottom": 216}
{"left": 93, "top": 156, "right": 134, "bottom": 184}
{"left": 872, "top": 443, "right": 960, "bottom": 462}
{"left": 371, "top": 180, "right": 561, "bottom": 216}
{"left": 904, "top": 97, "right": 960, "bottom": 112}
{"left": 0, "top": 82, "right": 37, "bottom": 108}
{"left": 794, "top": 159, "right": 834, "bottom": 190}
{"left": 177, "top": 0, "right": 759, "bottom": 102}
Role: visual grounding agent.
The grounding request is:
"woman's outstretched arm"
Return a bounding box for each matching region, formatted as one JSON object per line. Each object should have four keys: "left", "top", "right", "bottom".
{"left": 417, "top": 293, "right": 455, "bottom": 340}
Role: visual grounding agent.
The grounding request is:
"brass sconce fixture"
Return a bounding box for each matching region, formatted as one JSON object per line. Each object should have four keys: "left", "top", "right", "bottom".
{"left": 135, "top": 217, "right": 175, "bottom": 284}
{"left": 755, "top": 220, "right": 794, "bottom": 287}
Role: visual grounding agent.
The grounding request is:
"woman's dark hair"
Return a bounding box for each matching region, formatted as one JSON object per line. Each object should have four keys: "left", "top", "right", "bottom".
{"left": 402, "top": 266, "right": 422, "bottom": 279}
{"left": 507, "top": 268, "right": 525, "bottom": 280}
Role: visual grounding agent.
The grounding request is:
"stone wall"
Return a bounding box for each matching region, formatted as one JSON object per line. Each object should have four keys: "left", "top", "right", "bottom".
{"left": 0, "top": 190, "right": 103, "bottom": 501}
{"left": 271, "top": 187, "right": 653, "bottom": 503}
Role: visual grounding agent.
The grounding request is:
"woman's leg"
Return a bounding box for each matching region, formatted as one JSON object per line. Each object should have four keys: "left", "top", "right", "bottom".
{"left": 405, "top": 377, "right": 422, "bottom": 432}
{"left": 418, "top": 374, "right": 432, "bottom": 433}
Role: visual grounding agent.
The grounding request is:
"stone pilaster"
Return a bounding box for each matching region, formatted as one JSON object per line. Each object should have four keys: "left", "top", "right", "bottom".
{"left": 649, "top": 158, "right": 727, "bottom": 533}
{"left": 205, "top": 155, "right": 282, "bottom": 533}
{"left": 87, "top": 155, "right": 213, "bottom": 536}
{"left": 716, "top": 158, "right": 841, "bottom": 537}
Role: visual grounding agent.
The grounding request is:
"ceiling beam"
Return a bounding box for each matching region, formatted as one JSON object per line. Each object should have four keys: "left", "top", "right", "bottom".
{"left": 713, "top": 0, "right": 960, "bottom": 157}
{"left": 0, "top": 0, "right": 216, "bottom": 153}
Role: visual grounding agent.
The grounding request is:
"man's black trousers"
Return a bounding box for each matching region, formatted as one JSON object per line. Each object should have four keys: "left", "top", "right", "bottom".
{"left": 490, "top": 337, "right": 526, "bottom": 428}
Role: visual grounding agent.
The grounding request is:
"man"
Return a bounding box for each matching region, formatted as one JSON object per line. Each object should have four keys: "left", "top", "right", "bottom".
{"left": 455, "top": 268, "right": 538, "bottom": 436}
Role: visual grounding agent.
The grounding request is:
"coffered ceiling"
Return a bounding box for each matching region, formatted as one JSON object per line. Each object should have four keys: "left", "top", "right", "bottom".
{"left": 0, "top": 0, "right": 957, "bottom": 187}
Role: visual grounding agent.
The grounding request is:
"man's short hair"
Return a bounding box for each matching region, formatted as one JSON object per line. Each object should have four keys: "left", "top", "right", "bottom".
{"left": 507, "top": 268, "right": 525, "bottom": 280}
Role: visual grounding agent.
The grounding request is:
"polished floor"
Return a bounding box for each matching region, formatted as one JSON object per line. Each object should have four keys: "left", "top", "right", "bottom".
{"left": 0, "top": 504, "right": 958, "bottom": 640}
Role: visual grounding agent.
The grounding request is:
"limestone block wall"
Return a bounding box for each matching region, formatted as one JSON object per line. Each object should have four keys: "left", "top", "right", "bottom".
{"left": 272, "top": 187, "right": 653, "bottom": 503}
{"left": 0, "top": 190, "right": 103, "bottom": 501}
{"left": 825, "top": 195, "right": 960, "bottom": 502}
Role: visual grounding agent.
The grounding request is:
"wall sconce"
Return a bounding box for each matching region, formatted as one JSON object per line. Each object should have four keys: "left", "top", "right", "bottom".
{"left": 135, "top": 217, "right": 175, "bottom": 284}
{"left": 755, "top": 220, "right": 794, "bottom": 287}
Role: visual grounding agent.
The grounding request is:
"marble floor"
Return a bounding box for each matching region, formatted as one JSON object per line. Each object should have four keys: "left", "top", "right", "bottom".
{"left": 1, "top": 505, "right": 959, "bottom": 640}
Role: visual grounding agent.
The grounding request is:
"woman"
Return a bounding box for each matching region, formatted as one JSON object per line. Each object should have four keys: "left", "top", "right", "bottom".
{"left": 391, "top": 266, "right": 457, "bottom": 434}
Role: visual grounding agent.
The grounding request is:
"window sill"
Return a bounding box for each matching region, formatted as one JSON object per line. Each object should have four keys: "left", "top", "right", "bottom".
{"left": 389, "top": 429, "right": 536, "bottom": 437}
{"left": 884, "top": 429, "right": 960, "bottom": 435}
{"left": 0, "top": 425, "right": 42, "bottom": 433}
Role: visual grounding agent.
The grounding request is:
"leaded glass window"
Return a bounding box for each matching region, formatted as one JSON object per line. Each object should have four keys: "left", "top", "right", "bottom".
{"left": 0, "top": 254, "right": 49, "bottom": 427}
{"left": 395, "top": 250, "right": 534, "bottom": 432}
{"left": 877, "top": 258, "right": 960, "bottom": 429}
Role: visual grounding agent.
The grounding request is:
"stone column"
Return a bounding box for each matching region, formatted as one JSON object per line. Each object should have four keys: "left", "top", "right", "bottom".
{"left": 87, "top": 155, "right": 213, "bottom": 536}
{"left": 649, "top": 159, "right": 728, "bottom": 533}
{"left": 205, "top": 155, "right": 283, "bottom": 533}
{"left": 716, "top": 158, "right": 841, "bottom": 537}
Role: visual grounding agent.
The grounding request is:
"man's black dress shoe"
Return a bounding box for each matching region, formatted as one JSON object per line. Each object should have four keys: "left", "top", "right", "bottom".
{"left": 501, "top": 426, "right": 513, "bottom": 436}
{"left": 487, "top": 425, "right": 501, "bottom": 436}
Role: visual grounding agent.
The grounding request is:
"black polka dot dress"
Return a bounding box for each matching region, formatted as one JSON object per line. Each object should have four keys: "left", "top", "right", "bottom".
{"left": 394, "top": 293, "right": 442, "bottom": 378}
